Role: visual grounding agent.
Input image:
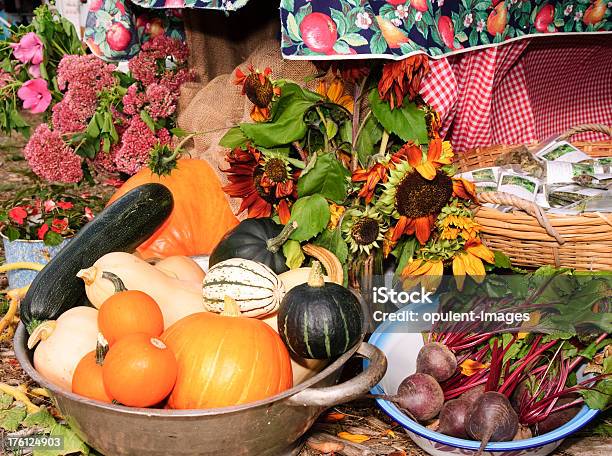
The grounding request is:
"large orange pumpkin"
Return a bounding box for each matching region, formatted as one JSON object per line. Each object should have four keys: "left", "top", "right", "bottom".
{"left": 108, "top": 159, "right": 238, "bottom": 259}
{"left": 161, "top": 297, "right": 293, "bottom": 409}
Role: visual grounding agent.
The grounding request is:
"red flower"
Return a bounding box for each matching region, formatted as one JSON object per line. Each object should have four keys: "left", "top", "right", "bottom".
{"left": 378, "top": 55, "right": 430, "bottom": 109}
{"left": 57, "top": 201, "right": 74, "bottom": 210}
{"left": 8, "top": 207, "right": 28, "bottom": 225}
{"left": 37, "top": 223, "right": 49, "bottom": 240}
{"left": 84, "top": 207, "right": 94, "bottom": 221}
{"left": 51, "top": 218, "right": 69, "bottom": 234}
{"left": 43, "top": 199, "right": 56, "bottom": 212}
{"left": 352, "top": 163, "right": 389, "bottom": 204}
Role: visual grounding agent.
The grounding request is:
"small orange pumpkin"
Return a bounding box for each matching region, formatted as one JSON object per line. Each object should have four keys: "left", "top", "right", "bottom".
{"left": 72, "top": 343, "right": 112, "bottom": 403}
{"left": 98, "top": 288, "right": 164, "bottom": 345}
{"left": 102, "top": 333, "right": 177, "bottom": 407}
{"left": 162, "top": 297, "right": 293, "bottom": 409}
{"left": 108, "top": 159, "right": 238, "bottom": 259}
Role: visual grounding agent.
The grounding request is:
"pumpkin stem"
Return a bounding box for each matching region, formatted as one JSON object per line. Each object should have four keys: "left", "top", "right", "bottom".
{"left": 96, "top": 333, "right": 109, "bottom": 366}
{"left": 307, "top": 261, "right": 325, "bottom": 288}
{"left": 267, "top": 221, "right": 298, "bottom": 253}
{"left": 221, "top": 296, "right": 242, "bottom": 317}
{"left": 101, "top": 271, "right": 128, "bottom": 293}
{"left": 27, "top": 320, "right": 56, "bottom": 350}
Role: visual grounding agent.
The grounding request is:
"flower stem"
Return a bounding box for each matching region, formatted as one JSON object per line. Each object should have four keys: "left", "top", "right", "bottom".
{"left": 378, "top": 130, "right": 390, "bottom": 156}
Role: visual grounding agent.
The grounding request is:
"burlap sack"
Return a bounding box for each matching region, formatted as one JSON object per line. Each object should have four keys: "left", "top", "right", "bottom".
{"left": 177, "top": 40, "right": 318, "bottom": 214}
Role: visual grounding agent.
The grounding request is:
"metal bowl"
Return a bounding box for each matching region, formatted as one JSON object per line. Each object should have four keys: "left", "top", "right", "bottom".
{"left": 15, "top": 323, "right": 387, "bottom": 456}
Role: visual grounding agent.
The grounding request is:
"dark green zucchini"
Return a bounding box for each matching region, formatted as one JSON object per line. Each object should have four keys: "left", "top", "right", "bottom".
{"left": 20, "top": 183, "right": 173, "bottom": 333}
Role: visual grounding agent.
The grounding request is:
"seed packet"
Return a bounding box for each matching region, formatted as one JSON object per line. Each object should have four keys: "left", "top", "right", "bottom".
{"left": 457, "top": 167, "right": 500, "bottom": 183}
{"left": 475, "top": 182, "right": 499, "bottom": 193}
{"left": 548, "top": 185, "right": 608, "bottom": 207}
{"left": 535, "top": 140, "right": 591, "bottom": 163}
{"left": 497, "top": 172, "right": 539, "bottom": 202}
{"left": 545, "top": 161, "right": 596, "bottom": 184}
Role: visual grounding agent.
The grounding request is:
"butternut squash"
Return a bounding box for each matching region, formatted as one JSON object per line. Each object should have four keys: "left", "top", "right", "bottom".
{"left": 77, "top": 252, "right": 205, "bottom": 328}
{"left": 154, "top": 256, "right": 205, "bottom": 283}
{"left": 29, "top": 306, "right": 99, "bottom": 391}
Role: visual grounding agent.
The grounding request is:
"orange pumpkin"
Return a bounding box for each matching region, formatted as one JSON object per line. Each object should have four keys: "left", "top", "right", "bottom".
{"left": 162, "top": 297, "right": 293, "bottom": 409}
{"left": 72, "top": 349, "right": 113, "bottom": 403}
{"left": 108, "top": 159, "right": 238, "bottom": 259}
{"left": 98, "top": 290, "right": 164, "bottom": 345}
{"left": 102, "top": 333, "right": 177, "bottom": 407}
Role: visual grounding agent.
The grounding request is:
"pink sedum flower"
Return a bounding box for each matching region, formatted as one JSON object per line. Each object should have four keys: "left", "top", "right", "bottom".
{"left": 122, "top": 84, "right": 146, "bottom": 116}
{"left": 114, "top": 117, "right": 170, "bottom": 175}
{"left": 24, "top": 124, "right": 83, "bottom": 183}
{"left": 11, "top": 32, "right": 44, "bottom": 65}
{"left": 145, "top": 83, "right": 176, "bottom": 120}
{"left": 17, "top": 78, "right": 52, "bottom": 114}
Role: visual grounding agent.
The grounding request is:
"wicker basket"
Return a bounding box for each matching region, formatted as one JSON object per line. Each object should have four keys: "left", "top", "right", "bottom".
{"left": 456, "top": 124, "right": 612, "bottom": 271}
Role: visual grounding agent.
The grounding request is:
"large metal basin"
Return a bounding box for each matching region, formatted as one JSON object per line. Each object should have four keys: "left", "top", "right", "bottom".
{"left": 15, "top": 323, "right": 387, "bottom": 456}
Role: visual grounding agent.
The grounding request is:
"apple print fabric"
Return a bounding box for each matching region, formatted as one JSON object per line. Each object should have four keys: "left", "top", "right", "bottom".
{"left": 280, "top": 0, "right": 612, "bottom": 59}
{"left": 84, "top": 1, "right": 186, "bottom": 61}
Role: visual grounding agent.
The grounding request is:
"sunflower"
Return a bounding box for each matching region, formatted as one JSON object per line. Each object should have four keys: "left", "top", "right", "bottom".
{"left": 342, "top": 207, "right": 387, "bottom": 255}
{"left": 352, "top": 162, "right": 389, "bottom": 204}
{"left": 452, "top": 177, "right": 479, "bottom": 203}
{"left": 401, "top": 258, "right": 444, "bottom": 293}
{"left": 452, "top": 239, "right": 495, "bottom": 290}
{"left": 378, "top": 160, "right": 454, "bottom": 244}
{"left": 437, "top": 203, "right": 481, "bottom": 241}
{"left": 222, "top": 145, "right": 296, "bottom": 223}
{"left": 378, "top": 55, "right": 430, "bottom": 109}
{"left": 234, "top": 64, "right": 281, "bottom": 122}
{"left": 316, "top": 78, "right": 354, "bottom": 113}
{"left": 391, "top": 138, "right": 454, "bottom": 180}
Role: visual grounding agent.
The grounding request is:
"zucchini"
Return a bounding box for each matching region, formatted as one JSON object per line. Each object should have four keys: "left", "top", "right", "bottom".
{"left": 20, "top": 183, "right": 174, "bottom": 333}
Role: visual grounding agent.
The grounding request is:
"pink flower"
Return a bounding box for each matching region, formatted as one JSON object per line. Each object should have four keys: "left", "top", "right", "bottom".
{"left": 51, "top": 218, "right": 69, "bottom": 233}
{"left": 57, "top": 55, "right": 116, "bottom": 94}
{"left": 8, "top": 207, "right": 28, "bottom": 225}
{"left": 37, "top": 223, "right": 49, "bottom": 240}
{"left": 23, "top": 124, "right": 83, "bottom": 183}
{"left": 11, "top": 32, "right": 44, "bottom": 65}
{"left": 92, "top": 143, "right": 120, "bottom": 174}
{"left": 84, "top": 207, "right": 95, "bottom": 221}
{"left": 57, "top": 201, "right": 74, "bottom": 210}
{"left": 122, "top": 84, "right": 146, "bottom": 116}
{"left": 145, "top": 83, "right": 176, "bottom": 120}
{"left": 17, "top": 79, "right": 52, "bottom": 114}
{"left": 28, "top": 64, "right": 41, "bottom": 78}
{"left": 51, "top": 90, "right": 98, "bottom": 134}
{"left": 43, "top": 200, "right": 56, "bottom": 212}
{"left": 114, "top": 117, "right": 170, "bottom": 175}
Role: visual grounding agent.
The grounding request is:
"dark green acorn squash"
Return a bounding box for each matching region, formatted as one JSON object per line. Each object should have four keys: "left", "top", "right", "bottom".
{"left": 209, "top": 218, "right": 297, "bottom": 274}
{"left": 20, "top": 183, "right": 174, "bottom": 333}
{"left": 277, "top": 262, "right": 363, "bottom": 359}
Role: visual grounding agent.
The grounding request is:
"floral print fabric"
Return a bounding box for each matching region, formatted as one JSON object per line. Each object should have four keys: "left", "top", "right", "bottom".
{"left": 280, "top": 0, "right": 612, "bottom": 59}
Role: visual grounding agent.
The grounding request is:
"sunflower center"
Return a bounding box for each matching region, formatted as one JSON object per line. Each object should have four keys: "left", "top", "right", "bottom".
{"left": 245, "top": 73, "right": 273, "bottom": 108}
{"left": 264, "top": 159, "right": 288, "bottom": 183}
{"left": 395, "top": 171, "right": 453, "bottom": 218}
{"left": 253, "top": 170, "right": 276, "bottom": 203}
{"left": 351, "top": 217, "right": 380, "bottom": 245}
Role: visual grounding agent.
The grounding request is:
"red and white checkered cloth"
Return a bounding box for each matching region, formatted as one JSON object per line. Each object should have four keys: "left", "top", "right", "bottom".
{"left": 419, "top": 35, "right": 612, "bottom": 152}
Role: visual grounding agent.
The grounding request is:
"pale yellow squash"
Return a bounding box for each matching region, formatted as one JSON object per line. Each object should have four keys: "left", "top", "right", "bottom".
{"left": 154, "top": 256, "right": 205, "bottom": 284}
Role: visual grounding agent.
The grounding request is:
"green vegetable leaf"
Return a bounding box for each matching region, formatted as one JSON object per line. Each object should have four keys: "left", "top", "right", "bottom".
{"left": 23, "top": 407, "right": 56, "bottom": 431}
{"left": 368, "top": 89, "right": 428, "bottom": 144}
{"left": 0, "top": 405, "right": 27, "bottom": 431}
{"left": 314, "top": 227, "right": 349, "bottom": 264}
{"left": 33, "top": 422, "right": 90, "bottom": 456}
{"left": 219, "top": 126, "right": 248, "bottom": 149}
{"left": 356, "top": 113, "right": 383, "bottom": 167}
{"left": 581, "top": 378, "right": 612, "bottom": 410}
{"left": 0, "top": 393, "right": 13, "bottom": 410}
{"left": 297, "top": 153, "right": 350, "bottom": 203}
{"left": 288, "top": 195, "right": 330, "bottom": 242}
{"left": 283, "top": 240, "right": 305, "bottom": 269}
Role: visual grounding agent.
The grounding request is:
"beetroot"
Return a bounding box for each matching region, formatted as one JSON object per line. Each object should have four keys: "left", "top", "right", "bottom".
{"left": 437, "top": 398, "right": 470, "bottom": 438}
{"left": 534, "top": 395, "right": 581, "bottom": 435}
{"left": 460, "top": 384, "right": 486, "bottom": 406}
{"left": 375, "top": 373, "right": 444, "bottom": 422}
{"left": 416, "top": 342, "right": 458, "bottom": 382}
{"left": 466, "top": 391, "right": 519, "bottom": 456}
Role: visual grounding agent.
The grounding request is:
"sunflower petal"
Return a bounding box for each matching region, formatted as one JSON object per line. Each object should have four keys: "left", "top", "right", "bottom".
{"left": 415, "top": 162, "right": 437, "bottom": 180}
{"left": 465, "top": 240, "right": 495, "bottom": 264}
{"left": 414, "top": 216, "right": 434, "bottom": 245}
{"left": 452, "top": 254, "right": 467, "bottom": 291}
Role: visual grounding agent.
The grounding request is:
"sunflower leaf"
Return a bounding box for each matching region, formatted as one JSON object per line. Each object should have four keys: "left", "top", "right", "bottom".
{"left": 297, "top": 153, "right": 349, "bottom": 203}
{"left": 314, "top": 227, "right": 349, "bottom": 264}
{"left": 288, "top": 195, "right": 330, "bottom": 242}
{"left": 219, "top": 126, "right": 249, "bottom": 149}
{"left": 368, "top": 89, "right": 428, "bottom": 145}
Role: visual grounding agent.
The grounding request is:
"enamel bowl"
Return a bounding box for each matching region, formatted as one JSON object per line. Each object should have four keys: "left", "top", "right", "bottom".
{"left": 368, "top": 308, "right": 599, "bottom": 456}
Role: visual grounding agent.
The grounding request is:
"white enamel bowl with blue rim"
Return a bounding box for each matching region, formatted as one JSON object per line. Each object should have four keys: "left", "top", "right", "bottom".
{"left": 367, "top": 306, "right": 599, "bottom": 456}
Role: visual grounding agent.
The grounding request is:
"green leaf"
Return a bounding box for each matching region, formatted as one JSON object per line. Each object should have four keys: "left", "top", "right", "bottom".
{"left": 356, "top": 114, "right": 383, "bottom": 167}
{"left": 0, "top": 393, "right": 13, "bottom": 410}
{"left": 23, "top": 407, "right": 56, "bottom": 431}
{"left": 140, "top": 110, "right": 155, "bottom": 132}
{"left": 392, "top": 238, "right": 418, "bottom": 280}
{"left": 33, "top": 422, "right": 90, "bottom": 456}
{"left": 333, "top": 40, "right": 350, "bottom": 55}
{"left": 286, "top": 13, "right": 301, "bottom": 43}
{"left": 5, "top": 226, "right": 20, "bottom": 241}
{"left": 283, "top": 240, "right": 305, "bottom": 269}
{"left": 368, "top": 89, "right": 429, "bottom": 144}
{"left": 288, "top": 195, "right": 330, "bottom": 242}
{"left": 0, "top": 405, "right": 27, "bottom": 431}
{"left": 170, "top": 127, "right": 189, "bottom": 138}
{"left": 297, "top": 153, "right": 350, "bottom": 203}
{"left": 325, "top": 119, "right": 338, "bottom": 139}
{"left": 494, "top": 250, "right": 512, "bottom": 269}
{"left": 342, "top": 33, "right": 368, "bottom": 47}
{"left": 43, "top": 230, "right": 63, "bottom": 246}
{"left": 314, "top": 227, "right": 348, "bottom": 264}
{"left": 581, "top": 378, "right": 612, "bottom": 410}
{"left": 219, "top": 126, "right": 248, "bottom": 148}
{"left": 240, "top": 84, "right": 318, "bottom": 148}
